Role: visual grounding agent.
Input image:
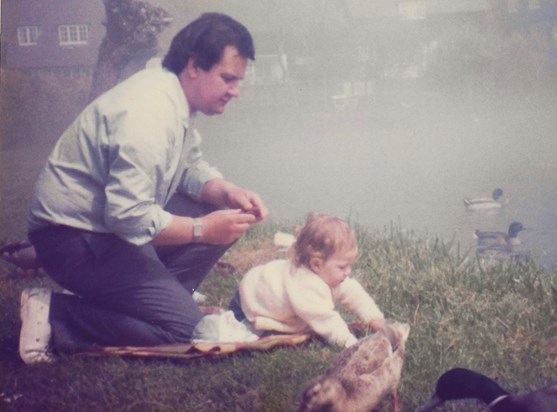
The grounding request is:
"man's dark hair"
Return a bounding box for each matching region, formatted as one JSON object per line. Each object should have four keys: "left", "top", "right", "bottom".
{"left": 162, "top": 13, "right": 255, "bottom": 75}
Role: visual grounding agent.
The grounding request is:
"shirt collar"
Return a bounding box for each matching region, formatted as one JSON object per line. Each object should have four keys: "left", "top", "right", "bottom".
{"left": 164, "top": 67, "right": 192, "bottom": 129}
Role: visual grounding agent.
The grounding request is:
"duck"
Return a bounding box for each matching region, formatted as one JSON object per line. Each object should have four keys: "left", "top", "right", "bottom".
{"left": 299, "top": 321, "right": 410, "bottom": 412}
{"left": 464, "top": 188, "right": 505, "bottom": 211}
{"left": 474, "top": 221, "right": 525, "bottom": 250}
{"left": 420, "top": 367, "right": 557, "bottom": 412}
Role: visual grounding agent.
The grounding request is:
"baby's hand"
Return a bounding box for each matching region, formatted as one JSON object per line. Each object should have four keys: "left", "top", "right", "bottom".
{"left": 368, "top": 318, "right": 386, "bottom": 332}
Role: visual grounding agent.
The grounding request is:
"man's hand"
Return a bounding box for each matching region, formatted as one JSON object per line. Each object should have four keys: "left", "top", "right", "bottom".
{"left": 200, "top": 209, "right": 257, "bottom": 244}
{"left": 200, "top": 179, "right": 269, "bottom": 222}
{"left": 153, "top": 208, "right": 258, "bottom": 246}
{"left": 224, "top": 187, "right": 269, "bottom": 221}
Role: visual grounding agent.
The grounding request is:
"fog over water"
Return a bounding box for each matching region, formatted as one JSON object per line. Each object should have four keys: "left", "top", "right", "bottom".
{"left": 182, "top": 3, "right": 557, "bottom": 272}
{"left": 2, "top": 2, "right": 557, "bottom": 272}
{"left": 198, "top": 86, "right": 557, "bottom": 271}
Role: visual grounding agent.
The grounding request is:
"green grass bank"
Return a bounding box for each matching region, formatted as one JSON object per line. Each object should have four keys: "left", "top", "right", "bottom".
{"left": 1, "top": 220, "right": 556, "bottom": 411}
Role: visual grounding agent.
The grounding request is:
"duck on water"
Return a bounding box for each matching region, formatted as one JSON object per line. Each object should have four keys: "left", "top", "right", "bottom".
{"left": 474, "top": 221, "right": 526, "bottom": 250}
{"left": 464, "top": 188, "right": 505, "bottom": 211}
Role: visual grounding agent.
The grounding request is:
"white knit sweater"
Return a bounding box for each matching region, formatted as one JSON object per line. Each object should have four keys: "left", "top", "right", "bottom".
{"left": 239, "top": 259, "right": 384, "bottom": 347}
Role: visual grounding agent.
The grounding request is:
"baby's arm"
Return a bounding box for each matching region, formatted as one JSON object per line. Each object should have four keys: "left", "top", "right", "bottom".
{"left": 287, "top": 274, "right": 358, "bottom": 347}
{"left": 368, "top": 318, "right": 386, "bottom": 331}
{"left": 335, "top": 278, "right": 385, "bottom": 329}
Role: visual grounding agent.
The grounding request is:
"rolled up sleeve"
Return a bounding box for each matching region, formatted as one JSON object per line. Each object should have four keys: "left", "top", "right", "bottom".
{"left": 103, "top": 103, "right": 178, "bottom": 245}
{"left": 177, "top": 128, "right": 223, "bottom": 201}
{"left": 27, "top": 68, "right": 203, "bottom": 245}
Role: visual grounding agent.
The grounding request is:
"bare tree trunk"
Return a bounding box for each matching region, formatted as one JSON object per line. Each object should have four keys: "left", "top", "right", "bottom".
{"left": 88, "top": 0, "right": 172, "bottom": 102}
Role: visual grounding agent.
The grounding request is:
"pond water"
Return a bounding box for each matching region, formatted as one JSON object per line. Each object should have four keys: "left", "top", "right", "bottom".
{"left": 199, "top": 88, "right": 557, "bottom": 272}
{"left": 3, "top": 86, "right": 554, "bottom": 273}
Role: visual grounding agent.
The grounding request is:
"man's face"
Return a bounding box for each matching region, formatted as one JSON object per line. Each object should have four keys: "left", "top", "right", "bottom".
{"left": 183, "top": 45, "right": 248, "bottom": 115}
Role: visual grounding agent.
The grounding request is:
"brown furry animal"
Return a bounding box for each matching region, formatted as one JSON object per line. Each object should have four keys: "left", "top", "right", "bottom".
{"left": 300, "top": 321, "right": 410, "bottom": 412}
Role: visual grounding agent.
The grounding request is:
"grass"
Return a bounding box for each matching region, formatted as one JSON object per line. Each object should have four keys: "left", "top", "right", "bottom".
{"left": 1, "top": 219, "right": 556, "bottom": 411}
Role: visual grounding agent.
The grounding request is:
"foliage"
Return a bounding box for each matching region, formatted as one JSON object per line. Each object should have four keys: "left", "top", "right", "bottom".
{"left": 103, "top": 0, "right": 172, "bottom": 56}
{"left": 89, "top": 0, "right": 172, "bottom": 103}
{"left": 1, "top": 220, "right": 556, "bottom": 411}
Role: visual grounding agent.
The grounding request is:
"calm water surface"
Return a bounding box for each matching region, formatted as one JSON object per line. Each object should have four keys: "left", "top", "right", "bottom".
{"left": 200, "top": 90, "right": 557, "bottom": 272}
{"left": 3, "top": 89, "right": 554, "bottom": 273}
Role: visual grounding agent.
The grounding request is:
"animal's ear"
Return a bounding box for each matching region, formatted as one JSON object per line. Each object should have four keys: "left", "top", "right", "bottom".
{"left": 381, "top": 324, "right": 397, "bottom": 347}
{"left": 397, "top": 322, "right": 410, "bottom": 341}
{"left": 382, "top": 322, "right": 410, "bottom": 348}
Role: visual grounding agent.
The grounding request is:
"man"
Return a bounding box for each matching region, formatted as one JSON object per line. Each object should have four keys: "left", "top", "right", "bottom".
{"left": 20, "top": 13, "right": 268, "bottom": 364}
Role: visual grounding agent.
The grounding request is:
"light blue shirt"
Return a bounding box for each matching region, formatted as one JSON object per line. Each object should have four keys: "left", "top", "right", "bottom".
{"left": 27, "top": 67, "right": 223, "bottom": 245}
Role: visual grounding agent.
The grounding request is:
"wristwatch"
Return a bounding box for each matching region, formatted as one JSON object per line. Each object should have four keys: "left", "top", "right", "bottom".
{"left": 192, "top": 218, "right": 203, "bottom": 242}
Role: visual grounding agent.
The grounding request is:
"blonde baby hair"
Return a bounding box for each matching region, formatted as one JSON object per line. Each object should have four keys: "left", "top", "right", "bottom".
{"left": 291, "top": 212, "right": 357, "bottom": 268}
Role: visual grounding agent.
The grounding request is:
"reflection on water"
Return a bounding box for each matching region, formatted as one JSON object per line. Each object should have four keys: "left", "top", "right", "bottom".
{"left": 200, "top": 89, "right": 557, "bottom": 272}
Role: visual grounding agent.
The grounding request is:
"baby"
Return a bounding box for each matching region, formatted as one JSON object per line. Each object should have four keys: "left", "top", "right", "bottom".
{"left": 229, "top": 212, "right": 385, "bottom": 347}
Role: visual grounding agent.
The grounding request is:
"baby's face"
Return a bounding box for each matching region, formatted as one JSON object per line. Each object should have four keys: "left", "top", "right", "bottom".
{"left": 312, "top": 249, "right": 355, "bottom": 288}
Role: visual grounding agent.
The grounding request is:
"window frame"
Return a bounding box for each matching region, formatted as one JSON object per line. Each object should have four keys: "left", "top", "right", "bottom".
{"left": 58, "top": 24, "right": 89, "bottom": 46}
{"left": 17, "top": 26, "right": 40, "bottom": 46}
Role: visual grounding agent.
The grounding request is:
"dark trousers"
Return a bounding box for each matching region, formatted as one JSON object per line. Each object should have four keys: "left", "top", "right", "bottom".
{"left": 228, "top": 290, "right": 247, "bottom": 322}
{"left": 28, "top": 194, "right": 232, "bottom": 353}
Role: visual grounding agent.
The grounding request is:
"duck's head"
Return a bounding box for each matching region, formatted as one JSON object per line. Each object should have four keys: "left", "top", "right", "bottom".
{"left": 420, "top": 368, "right": 509, "bottom": 412}
{"left": 492, "top": 188, "right": 504, "bottom": 201}
{"left": 299, "top": 377, "right": 345, "bottom": 412}
{"left": 508, "top": 222, "right": 525, "bottom": 238}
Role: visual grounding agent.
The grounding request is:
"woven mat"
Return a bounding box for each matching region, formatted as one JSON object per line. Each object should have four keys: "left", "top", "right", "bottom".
{"left": 78, "top": 307, "right": 367, "bottom": 361}
{"left": 79, "top": 307, "right": 321, "bottom": 361}
{"left": 79, "top": 332, "right": 313, "bottom": 361}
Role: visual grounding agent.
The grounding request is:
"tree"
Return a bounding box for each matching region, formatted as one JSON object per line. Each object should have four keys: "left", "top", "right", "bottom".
{"left": 89, "top": 0, "right": 172, "bottom": 102}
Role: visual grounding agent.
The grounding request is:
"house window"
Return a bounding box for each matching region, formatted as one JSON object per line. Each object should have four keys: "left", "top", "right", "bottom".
{"left": 17, "top": 26, "right": 39, "bottom": 46}
{"left": 58, "top": 24, "right": 89, "bottom": 46}
{"left": 399, "top": 1, "right": 426, "bottom": 20}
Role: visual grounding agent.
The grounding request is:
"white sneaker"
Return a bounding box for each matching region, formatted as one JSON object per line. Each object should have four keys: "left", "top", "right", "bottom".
{"left": 19, "top": 287, "right": 54, "bottom": 364}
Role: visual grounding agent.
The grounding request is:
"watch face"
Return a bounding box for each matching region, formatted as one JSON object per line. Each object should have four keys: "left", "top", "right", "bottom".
{"left": 193, "top": 218, "right": 203, "bottom": 240}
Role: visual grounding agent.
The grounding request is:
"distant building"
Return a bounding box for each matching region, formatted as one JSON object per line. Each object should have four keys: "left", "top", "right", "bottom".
{"left": 0, "top": 0, "right": 287, "bottom": 84}
{"left": 2, "top": 0, "right": 555, "bottom": 81}
{"left": 1, "top": 0, "right": 104, "bottom": 77}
